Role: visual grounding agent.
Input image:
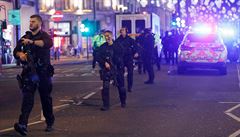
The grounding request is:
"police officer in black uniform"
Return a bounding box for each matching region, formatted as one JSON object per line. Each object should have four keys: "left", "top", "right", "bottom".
{"left": 96, "top": 30, "right": 126, "bottom": 111}
{"left": 115, "top": 28, "right": 138, "bottom": 92}
{"left": 141, "top": 28, "right": 155, "bottom": 84}
{"left": 136, "top": 32, "right": 145, "bottom": 74}
{"left": 13, "top": 14, "right": 54, "bottom": 136}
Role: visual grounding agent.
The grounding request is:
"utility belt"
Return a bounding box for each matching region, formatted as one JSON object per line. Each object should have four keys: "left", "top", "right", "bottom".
{"left": 16, "top": 64, "right": 54, "bottom": 89}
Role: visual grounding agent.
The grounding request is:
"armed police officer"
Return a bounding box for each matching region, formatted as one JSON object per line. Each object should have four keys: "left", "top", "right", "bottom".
{"left": 13, "top": 14, "right": 55, "bottom": 136}
{"left": 141, "top": 28, "right": 155, "bottom": 84}
{"left": 115, "top": 28, "right": 138, "bottom": 92}
{"left": 96, "top": 30, "right": 126, "bottom": 111}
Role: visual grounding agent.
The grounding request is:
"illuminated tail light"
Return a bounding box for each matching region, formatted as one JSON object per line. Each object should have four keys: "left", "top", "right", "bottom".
{"left": 180, "top": 45, "right": 193, "bottom": 51}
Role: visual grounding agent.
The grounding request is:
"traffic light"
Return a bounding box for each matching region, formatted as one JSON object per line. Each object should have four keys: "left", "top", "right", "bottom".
{"left": 81, "top": 19, "right": 100, "bottom": 37}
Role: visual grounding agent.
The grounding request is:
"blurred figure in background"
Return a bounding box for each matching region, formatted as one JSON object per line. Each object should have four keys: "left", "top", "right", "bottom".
{"left": 115, "top": 27, "right": 138, "bottom": 92}
{"left": 92, "top": 30, "right": 106, "bottom": 70}
{"left": 141, "top": 28, "right": 155, "bottom": 84}
{"left": 161, "top": 31, "right": 170, "bottom": 64}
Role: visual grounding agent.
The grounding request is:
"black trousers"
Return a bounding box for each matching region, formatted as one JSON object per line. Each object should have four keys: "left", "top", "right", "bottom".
{"left": 92, "top": 50, "right": 97, "bottom": 69}
{"left": 101, "top": 68, "right": 126, "bottom": 107}
{"left": 18, "top": 72, "right": 54, "bottom": 126}
{"left": 144, "top": 58, "right": 154, "bottom": 82}
{"left": 169, "top": 50, "right": 178, "bottom": 65}
{"left": 154, "top": 48, "right": 161, "bottom": 70}
{"left": 124, "top": 59, "right": 133, "bottom": 90}
{"left": 163, "top": 49, "right": 170, "bottom": 64}
{"left": 137, "top": 59, "right": 144, "bottom": 74}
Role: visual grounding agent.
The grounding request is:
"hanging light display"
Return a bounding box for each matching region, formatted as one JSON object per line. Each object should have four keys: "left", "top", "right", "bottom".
{"left": 137, "top": 0, "right": 240, "bottom": 25}
{"left": 175, "top": 0, "right": 240, "bottom": 23}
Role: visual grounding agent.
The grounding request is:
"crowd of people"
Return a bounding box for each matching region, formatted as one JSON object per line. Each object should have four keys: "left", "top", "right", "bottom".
{"left": 91, "top": 27, "right": 186, "bottom": 111}
{"left": 13, "top": 13, "right": 187, "bottom": 136}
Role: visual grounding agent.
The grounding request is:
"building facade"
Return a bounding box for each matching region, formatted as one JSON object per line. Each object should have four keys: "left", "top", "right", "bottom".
{"left": 39, "top": 0, "right": 145, "bottom": 57}
{"left": 0, "top": 0, "right": 37, "bottom": 65}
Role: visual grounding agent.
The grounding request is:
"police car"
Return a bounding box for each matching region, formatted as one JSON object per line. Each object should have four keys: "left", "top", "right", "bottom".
{"left": 177, "top": 31, "right": 227, "bottom": 75}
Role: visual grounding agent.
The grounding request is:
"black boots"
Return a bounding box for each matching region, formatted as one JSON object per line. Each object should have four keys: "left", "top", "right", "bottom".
{"left": 14, "top": 123, "right": 28, "bottom": 136}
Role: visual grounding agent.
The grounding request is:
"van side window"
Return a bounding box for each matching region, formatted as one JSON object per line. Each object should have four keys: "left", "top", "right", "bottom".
{"left": 135, "top": 20, "right": 145, "bottom": 34}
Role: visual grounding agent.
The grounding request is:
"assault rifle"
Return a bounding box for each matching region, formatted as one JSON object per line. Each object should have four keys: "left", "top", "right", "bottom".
{"left": 16, "top": 31, "right": 39, "bottom": 89}
{"left": 101, "top": 57, "right": 118, "bottom": 87}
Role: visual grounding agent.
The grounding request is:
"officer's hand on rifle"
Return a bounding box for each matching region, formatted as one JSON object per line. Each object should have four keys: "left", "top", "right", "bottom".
{"left": 21, "top": 38, "right": 34, "bottom": 46}
{"left": 105, "top": 62, "right": 111, "bottom": 70}
{"left": 17, "top": 52, "right": 28, "bottom": 61}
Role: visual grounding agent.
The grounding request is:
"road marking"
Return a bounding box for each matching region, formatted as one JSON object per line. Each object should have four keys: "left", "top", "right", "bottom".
{"left": 74, "top": 89, "right": 99, "bottom": 105}
{"left": 40, "top": 103, "right": 70, "bottom": 124}
{"left": 0, "top": 88, "right": 99, "bottom": 134}
{"left": 60, "top": 99, "right": 75, "bottom": 103}
{"left": 74, "top": 101, "right": 82, "bottom": 106}
{"left": 61, "top": 68, "right": 77, "bottom": 73}
{"left": 225, "top": 112, "right": 240, "bottom": 122}
{"left": 65, "top": 73, "right": 75, "bottom": 77}
{"left": 225, "top": 104, "right": 240, "bottom": 114}
{"left": 0, "top": 121, "right": 44, "bottom": 133}
{"left": 83, "top": 92, "right": 96, "bottom": 100}
{"left": 230, "top": 129, "right": 240, "bottom": 137}
{"left": 228, "top": 64, "right": 240, "bottom": 137}
{"left": 222, "top": 103, "right": 240, "bottom": 137}
{"left": 0, "top": 103, "right": 70, "bottom": 134}
{"left": 81, "top": 73, "right": 93, "bottom": 76}
{"left": 219, "top": 102, "right": 240, "bottom": 104}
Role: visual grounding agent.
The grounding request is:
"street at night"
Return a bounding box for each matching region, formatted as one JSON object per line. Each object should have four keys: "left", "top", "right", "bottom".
{"left": 1, "top": 62, "right": 240, "bottom": 137}
{"left": 1, "top": 0, "right": 240, "bottom": 136}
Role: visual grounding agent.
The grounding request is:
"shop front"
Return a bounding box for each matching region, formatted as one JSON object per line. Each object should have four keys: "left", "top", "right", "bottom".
{"left": 1, "top": 25, "right": 14, "bottom": 64}
{"left": 0, "top": 1, "right": 15, "bottom": 65}
{"left": 52, "top": 21, "right": 72, "bottom": 56}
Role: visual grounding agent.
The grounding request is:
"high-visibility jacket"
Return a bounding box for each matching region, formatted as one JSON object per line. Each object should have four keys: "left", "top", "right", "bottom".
{"left": 92, "top": 34, "right": 106, "bottom": 49}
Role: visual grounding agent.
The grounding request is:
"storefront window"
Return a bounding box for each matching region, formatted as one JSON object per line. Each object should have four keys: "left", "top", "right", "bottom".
{"left": 54, "top": 22, "right": 70, "bottom": 36}
{"left": 1, "top": 25, "right": 14, "bottom": 64}
{"left": 52, "top": 22, "right": 71, "bottom": 56}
